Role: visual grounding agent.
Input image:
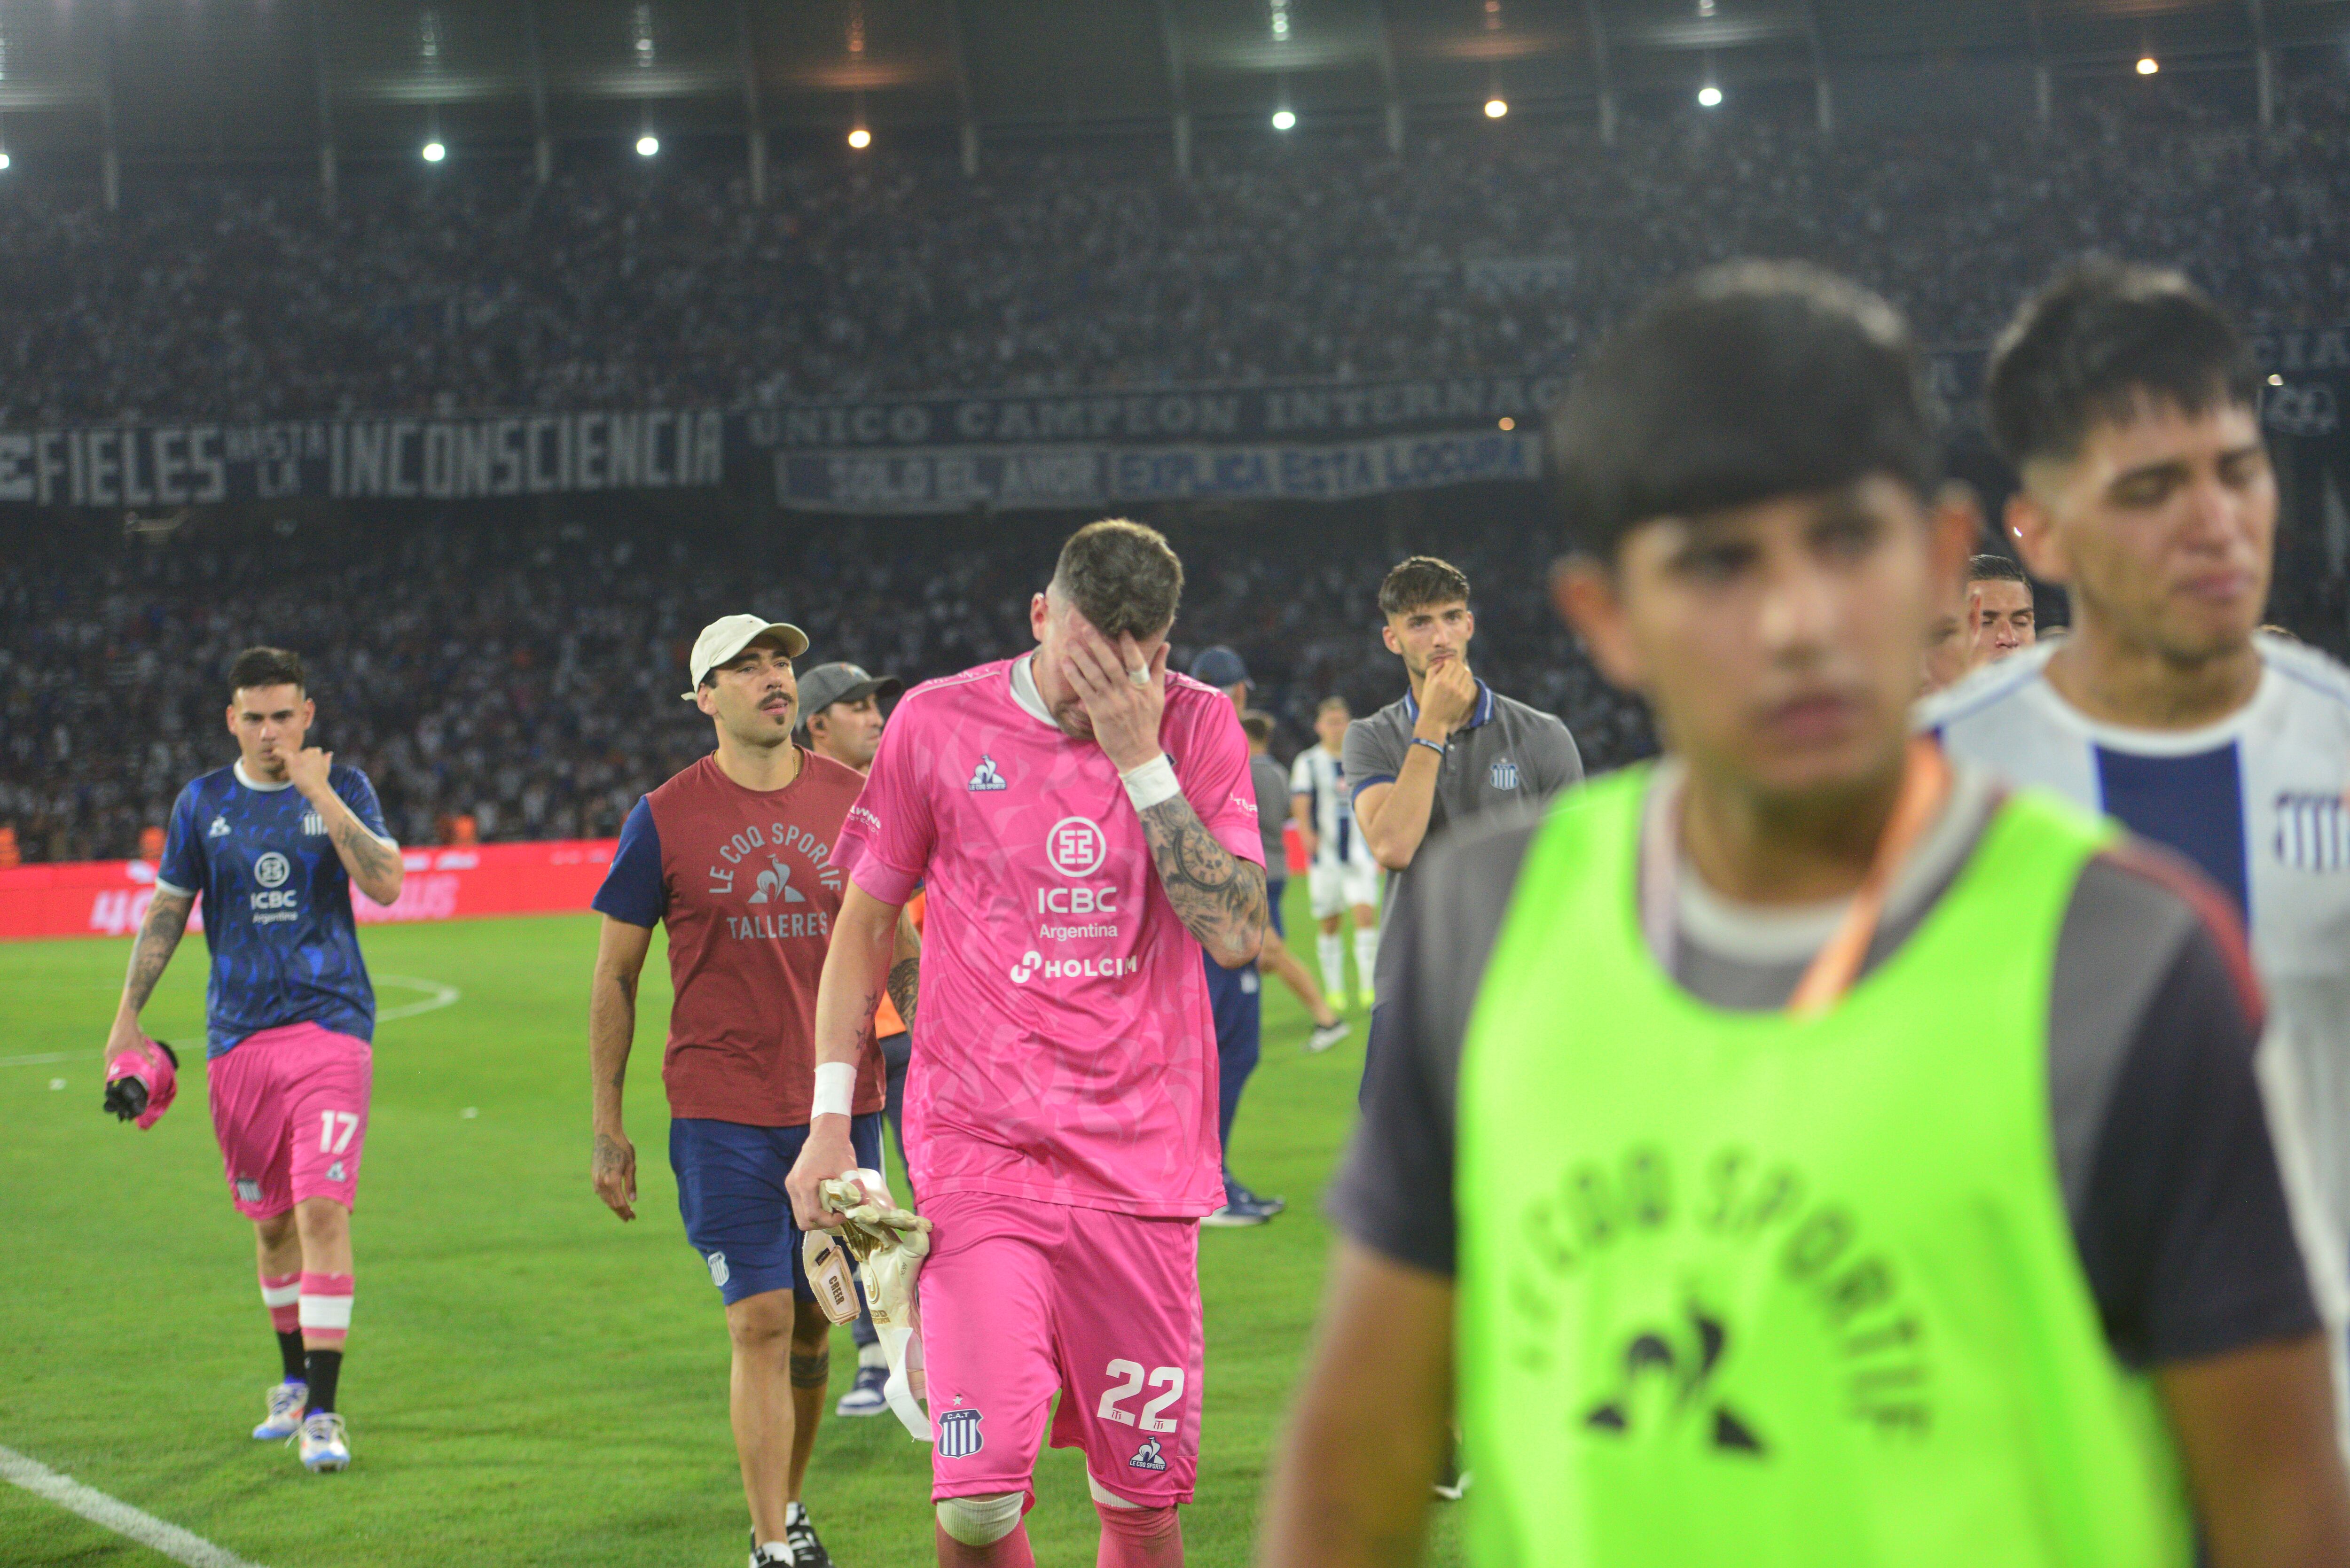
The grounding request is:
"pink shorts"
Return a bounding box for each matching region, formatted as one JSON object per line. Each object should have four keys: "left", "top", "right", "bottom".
{"left": 917, "top": 1190, "right": 1204, "bottom": 1508}
{"left": 204, "top": 1022, "right": 374, "bottom": 1221}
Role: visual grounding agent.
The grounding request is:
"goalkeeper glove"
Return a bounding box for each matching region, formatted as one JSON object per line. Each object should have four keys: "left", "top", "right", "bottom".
{"left": 103, "top": 1037, "right": 180, "bottom": 1130}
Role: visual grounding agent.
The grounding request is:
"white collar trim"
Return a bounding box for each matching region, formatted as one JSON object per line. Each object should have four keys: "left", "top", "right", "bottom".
{"left": 2024, "top": 657, "right": 2277, "bottom": 756}
{"left": 1008, "top": 654, "right": 1058, "bottom": 727}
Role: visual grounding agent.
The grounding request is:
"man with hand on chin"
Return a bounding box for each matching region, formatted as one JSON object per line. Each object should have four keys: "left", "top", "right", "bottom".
{"left": 104, "top": 645, "right": 402, "bottom": 1474}
{"left": 789, "top": 519, "right": 1262, "bottom": 1568}
{"left": 1345, "top": 556, "right": 1582, "bottom": 1095}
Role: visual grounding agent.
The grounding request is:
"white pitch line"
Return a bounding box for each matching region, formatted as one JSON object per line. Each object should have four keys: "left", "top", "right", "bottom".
{"left": 0, "top": 1052, "right": 70, "bottom": 1069}
{"left": 374, "top": 974, "right": 461, "bottom": 1022}
{"left": 0, "top": 1444, "right": 269, "bottom": 1568}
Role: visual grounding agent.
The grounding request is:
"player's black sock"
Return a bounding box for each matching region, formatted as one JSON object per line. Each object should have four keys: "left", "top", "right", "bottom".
{"left": 304, "top": 1349, "right": 344, "bottom": 1415}
{"left": 276, "top": 1330, "right": 306, "bottom": 1383}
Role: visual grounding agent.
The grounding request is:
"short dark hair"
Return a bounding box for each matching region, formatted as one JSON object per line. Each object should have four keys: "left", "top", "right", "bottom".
{"left": 1546, "top": 261, "right": 1941, "bottom": 558}
{"left": 1316, "top": 694, "right": 1350, "bottom": 717}
{"left": 1986, "top": 260, "right": 2258, "bottom": 469}
{"left": 228, "top": 646, "right": 305, "bottom": 697}
{"left": 1050, "top": 518, "right": 1184, "bottom": 640}
{"left": 1966, "top": 553, "right": 2029, "bottom": 585}
{"left": 1240, "top": 711, "right": 1275, "bottom": 745}
{"left": 1378, "top": 556, "right": 1472, "bottom": 618}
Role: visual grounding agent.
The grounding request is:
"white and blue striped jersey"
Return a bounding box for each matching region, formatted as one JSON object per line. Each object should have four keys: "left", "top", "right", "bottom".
{"left": 1291, "top": 745, "right": 1376, "bottom": 872}
{"left": 1925, "top": 633, "right": 2350, "bottom": 1358}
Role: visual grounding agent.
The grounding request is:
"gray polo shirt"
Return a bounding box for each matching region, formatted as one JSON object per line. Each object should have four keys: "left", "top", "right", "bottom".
{"left": 1251, "top": 753, "right": 1291, "bottom": 875}
{"left": 1343, "top": 679, "right": 1583, "bottom": 993}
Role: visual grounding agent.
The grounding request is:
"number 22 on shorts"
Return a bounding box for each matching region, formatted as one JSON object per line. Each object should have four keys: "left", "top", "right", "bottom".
{"left": 318, "top": 1111, "right": 360, "bottom": 1153}
{"left": 1097, "top": 1359, "right": 1185, "bottom": 1433}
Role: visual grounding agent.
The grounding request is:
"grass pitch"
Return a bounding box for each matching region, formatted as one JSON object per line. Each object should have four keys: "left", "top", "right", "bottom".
{"left": 1, "top": 887, "right": 1462, "bottom": 1566}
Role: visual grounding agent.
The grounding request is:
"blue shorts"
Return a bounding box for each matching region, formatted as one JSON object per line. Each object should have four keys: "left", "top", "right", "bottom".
{"left": 671, "top": 1113, "right": 885, "bottom": 1306}
{"left": 1202, "top": 956, "right": 1262, "bottom": 1154}
{"left": 1267, "top": 875, "right": 1287, "bottom": 939}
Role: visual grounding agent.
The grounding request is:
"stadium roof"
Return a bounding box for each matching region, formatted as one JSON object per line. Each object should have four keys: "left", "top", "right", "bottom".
{"left": 0, "top": 0, "right": 2344, "bottom": 169}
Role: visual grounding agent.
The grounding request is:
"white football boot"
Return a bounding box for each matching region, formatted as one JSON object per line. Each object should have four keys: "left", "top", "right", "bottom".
{"left": 252, "top": 1381, "right": 307, "bottom": 1440}
{"left": 297, "top": 1412, "right": 351, "bottom": 1472}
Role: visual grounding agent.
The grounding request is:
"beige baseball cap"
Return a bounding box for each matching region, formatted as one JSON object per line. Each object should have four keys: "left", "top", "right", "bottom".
{"left": 681, "top": 613, "right": 810, "bottom": 700}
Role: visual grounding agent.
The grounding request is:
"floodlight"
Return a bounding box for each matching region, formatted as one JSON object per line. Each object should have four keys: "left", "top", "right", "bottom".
{"left": 2270, "top": 374, "right": 2287, "bottom": 387}
{"left": 1271, "top": 109, "right": 1297, "bottom": 131}
{"left": 1697, "top": 84, "right": 1723, "bottom": 108}
{"left": 0, "top": 153, "right": 11, "bottom": 172}
{"left": 1485, "top": 97, "right": 1508, "bottom": 118}
{"left": 2136, "top": 56, "right": 2159, "bottom": 75}
{"left": 636, "top": 134, "right": 660, "bottom": 157}
{"left": 848, "top": 127, "right": 872, "bottom": 149}
{"left": 422, "top": 141, "right": 446, "bottom": 163}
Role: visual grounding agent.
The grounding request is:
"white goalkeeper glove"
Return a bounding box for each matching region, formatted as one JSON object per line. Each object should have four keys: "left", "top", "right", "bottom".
{"left": 801, "top": 1168, "right": 934, "bottom": 1441}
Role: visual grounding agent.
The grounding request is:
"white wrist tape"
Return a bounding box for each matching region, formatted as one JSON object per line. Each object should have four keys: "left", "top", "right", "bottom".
{"left": 1121, "top": 753, "right": 1182, "bottom": 812}
{"left": 812, "top": 1061, "right": 857, "bottom": 1120}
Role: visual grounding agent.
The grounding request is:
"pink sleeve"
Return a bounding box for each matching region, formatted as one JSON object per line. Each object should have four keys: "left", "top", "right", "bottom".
{"left": 840, "top": 703, "right": 935, "bottom": 905}
{"left": 1177, "top": 695, "right": 1267, "bottom": 866}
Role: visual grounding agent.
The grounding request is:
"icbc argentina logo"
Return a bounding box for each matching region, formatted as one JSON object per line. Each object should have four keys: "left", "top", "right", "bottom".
{"left": 250, "top": 850, "right": 300, "bottom": 916}
{"left": 1039, "top": 816, "right": 1120, "bottom": 917}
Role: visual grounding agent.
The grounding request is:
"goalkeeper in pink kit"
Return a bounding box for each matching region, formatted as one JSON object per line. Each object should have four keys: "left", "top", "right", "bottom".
{"left": 787, "top": 519, "right": 1265, "bottom": 1568}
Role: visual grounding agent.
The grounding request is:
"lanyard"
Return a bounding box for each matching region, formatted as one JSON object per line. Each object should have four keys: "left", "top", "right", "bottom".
{"left": 1641, "top": 738, "right": 1952, "bottom": 1016}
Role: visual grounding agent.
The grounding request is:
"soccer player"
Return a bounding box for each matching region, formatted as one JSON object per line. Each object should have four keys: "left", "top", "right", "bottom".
{"left": 1930, "top": 261, "right": 2350, "bottom": 1446}
{"left": 1291, "top": 697, "right": 1379, "bottom": 1009}
{"left": 588, "top": 615, "right": 895, "bottom": 1568}
{"left": 1191, "top": 646, "right": 1349, "bottom": 1052}
{"left": 102, "top": 646, "right": 403, "bottom": 1474}
{"left": 788, "top": 519, "right": 1265, "bottom": 1568}
{"left": 797, "top": 658, "right": 920, "bottom": 1421}
{"left": 1264, "top": 264, "right": 2350, "bottom": 1567}
{"left": 1965, "top": 552, "right": 2038, "bottom": 666}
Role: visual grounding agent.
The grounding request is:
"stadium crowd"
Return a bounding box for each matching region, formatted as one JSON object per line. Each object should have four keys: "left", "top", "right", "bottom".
{"left": 3, "top": 80, "right": 2350, "bottom": 424}
{"left": 0, "top": 512, "right": 1653, "bottom": 862}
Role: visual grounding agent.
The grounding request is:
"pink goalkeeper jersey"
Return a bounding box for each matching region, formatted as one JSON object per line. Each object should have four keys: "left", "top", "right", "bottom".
{"left": 838, "top": 654, "right": 1264, "bottom": 1218}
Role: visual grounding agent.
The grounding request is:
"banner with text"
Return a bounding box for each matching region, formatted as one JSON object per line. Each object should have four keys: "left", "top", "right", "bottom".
{"left": 6, "top": 326, "right": 2348, "bottom": 512}
{"left": 0, "top": 412, "right": 725, "bottom": 509}
{"left": 742, "top": 374, "right": 1563, "bottom": 513}
{"left": 771, "top": 432, "right": 1542, "bottom": 513}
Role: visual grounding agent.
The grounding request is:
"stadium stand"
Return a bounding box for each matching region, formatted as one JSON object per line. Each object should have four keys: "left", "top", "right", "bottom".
{"left": 4, "top": 80, "right": 2350, "bottom": 425}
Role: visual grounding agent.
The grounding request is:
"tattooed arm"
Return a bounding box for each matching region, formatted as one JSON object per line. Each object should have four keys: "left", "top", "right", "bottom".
{"left": 786, "top": 883, "right": 899, "bottom": 1231}
{"left": 1139, "top": 794, "right": 1266, "bottom": 967}
{"left": 104, "top": 888, "right": 195, "bottom": 1060}
{"left": 285, "top": 747, "right": 404, "bottom": 906}
{"left": 887, "top": 906, "right": 923, "bottom": 1033}
{"left": 325, "top": 807, "right": 405, "bottom": 907}
{"left": 589, "top": 915, "right": 655, "bottom": 1221}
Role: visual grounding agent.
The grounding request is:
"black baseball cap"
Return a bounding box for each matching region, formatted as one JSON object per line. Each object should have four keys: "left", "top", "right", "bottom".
{"left": 797, "top": 662, "right": 903, "bottom": 716}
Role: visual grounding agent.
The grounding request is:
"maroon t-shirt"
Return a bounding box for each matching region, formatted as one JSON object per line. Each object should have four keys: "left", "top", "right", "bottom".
{"left": 595, "top": 750, "right": 886, "bottom": 1126}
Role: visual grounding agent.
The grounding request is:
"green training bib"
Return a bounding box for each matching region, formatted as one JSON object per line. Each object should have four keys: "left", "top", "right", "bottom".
{"left": 1456, "top": 767, "right": 2190, "bottom": 1568}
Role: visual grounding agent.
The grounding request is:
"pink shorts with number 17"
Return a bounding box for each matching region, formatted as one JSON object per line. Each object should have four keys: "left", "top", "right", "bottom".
{"left": 205, "top": 1022, "right": 374, "bottom": 1220}
{"left": 917, "top": 1189, "right": 1205, "bottom": 1508}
